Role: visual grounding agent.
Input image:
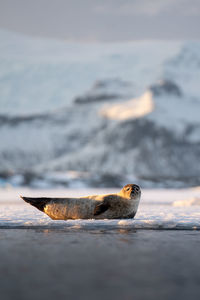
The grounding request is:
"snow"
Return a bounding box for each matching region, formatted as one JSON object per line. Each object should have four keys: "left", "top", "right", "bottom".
{"left": 0, "top": 29, "right": 181, "bottom": 115}
{"left": 173, "top": 197, "right": 200, "bottom": 207}
{"left": 100, "top": 86, "right": 200, "bottom": 134}
{"left": 100, "top": 91, "right": 154, "bottom": 120}
{"left": 1, "top": 30, "right": 200, "bottom": 187}
{"left": 0, "top": 187, "right": 200, "bottom": 230}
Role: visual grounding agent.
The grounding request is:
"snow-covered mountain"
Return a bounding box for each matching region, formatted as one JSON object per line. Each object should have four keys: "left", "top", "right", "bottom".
{"left": 0, "top": 30, "right": 200, "bottom": 188}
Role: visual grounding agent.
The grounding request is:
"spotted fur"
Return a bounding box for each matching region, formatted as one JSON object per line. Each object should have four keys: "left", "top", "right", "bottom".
{"left": 20, "top": 184, "right": 141, "bottom": 220}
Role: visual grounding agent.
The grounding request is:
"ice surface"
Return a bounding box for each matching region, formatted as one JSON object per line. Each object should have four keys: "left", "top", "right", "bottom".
{"left": 0, "top": 187, "right": 200, "bottom": 230}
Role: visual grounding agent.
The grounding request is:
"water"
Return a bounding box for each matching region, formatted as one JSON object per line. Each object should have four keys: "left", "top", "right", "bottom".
{"left": 0, "top": 228, "right": 200, "bottom": 300}
{"left": 0, "top": 187, "right": 200, "bottom": 300}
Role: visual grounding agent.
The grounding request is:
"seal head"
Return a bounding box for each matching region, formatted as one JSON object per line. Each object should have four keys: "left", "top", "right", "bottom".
{"left": 119, "top": 184, "right": 141, "bottom": 199}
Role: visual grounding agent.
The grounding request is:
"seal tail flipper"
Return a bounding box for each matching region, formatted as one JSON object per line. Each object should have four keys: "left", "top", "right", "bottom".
{"left": 20, "top": 196, "right": 52, "bottom": 212}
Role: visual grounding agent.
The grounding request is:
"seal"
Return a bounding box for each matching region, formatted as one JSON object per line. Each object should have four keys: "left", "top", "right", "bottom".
{"left": 20, "top": 184, "right": 141, "bottom": 220}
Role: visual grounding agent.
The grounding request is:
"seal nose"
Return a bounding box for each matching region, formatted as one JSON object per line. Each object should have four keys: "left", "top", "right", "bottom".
{"left": 132, "top": 184, "right": 141, "bottom": 194}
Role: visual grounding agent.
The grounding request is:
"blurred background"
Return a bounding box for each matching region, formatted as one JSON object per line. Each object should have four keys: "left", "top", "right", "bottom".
{"left": 0, "top": 0, "right": 200, "bottom": 189}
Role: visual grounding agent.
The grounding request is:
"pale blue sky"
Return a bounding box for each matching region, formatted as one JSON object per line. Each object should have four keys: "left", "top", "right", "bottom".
{"left": 0, "top": 0, "right": 200, "bottom": 41}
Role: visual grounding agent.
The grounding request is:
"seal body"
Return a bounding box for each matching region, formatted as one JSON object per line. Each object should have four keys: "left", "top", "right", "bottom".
{"left": 21, "top": 184, "right": 141, "bottom": 220}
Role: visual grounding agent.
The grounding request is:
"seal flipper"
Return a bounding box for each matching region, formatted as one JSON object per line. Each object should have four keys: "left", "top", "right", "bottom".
{"left": 123, "top": 211, "right": 136, "bottom": 219}
{"left": 94, "top": 200, "right": 110, "bottom": 216}
{"left": 20, "top": 196, "right": 51, "bottom": 212}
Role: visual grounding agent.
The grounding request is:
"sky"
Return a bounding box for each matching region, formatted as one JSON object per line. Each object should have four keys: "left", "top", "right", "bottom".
{"left": 0, "top": 0, "right": 200, "bottom": 41}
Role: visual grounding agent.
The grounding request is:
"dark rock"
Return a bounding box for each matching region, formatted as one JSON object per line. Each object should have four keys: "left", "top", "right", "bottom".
{"left": 149, "top": 80, "right": 182, "bottom": 97}
{"left": 74, "top": 93, "right": 119, "bottom": 104}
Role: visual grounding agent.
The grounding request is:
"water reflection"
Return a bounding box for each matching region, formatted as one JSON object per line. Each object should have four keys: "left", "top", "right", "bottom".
{"left": 30, "top": 225, "right": 139, "bottom": 237}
